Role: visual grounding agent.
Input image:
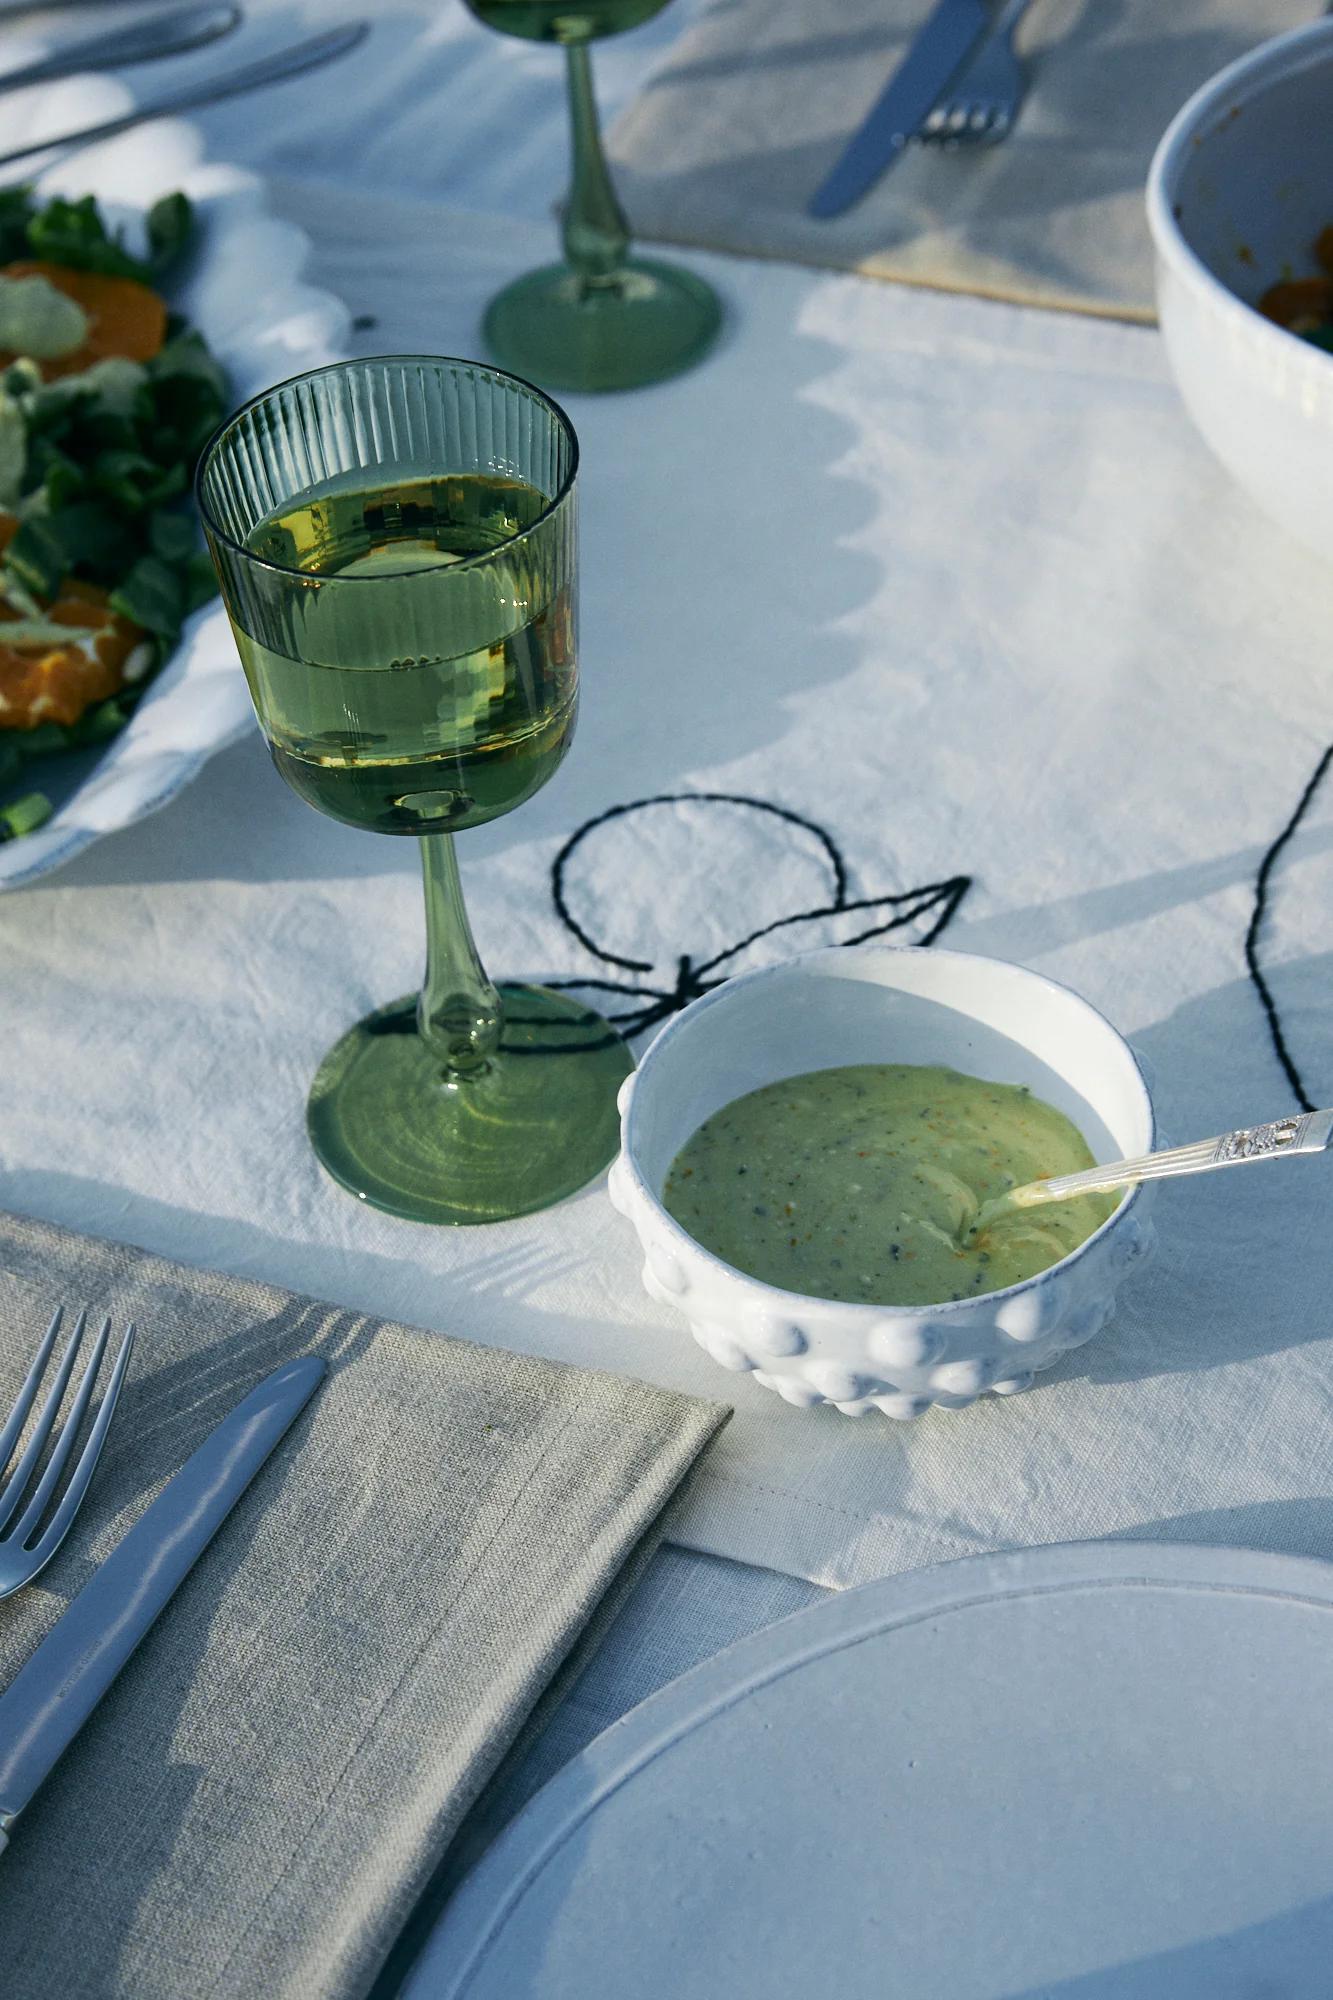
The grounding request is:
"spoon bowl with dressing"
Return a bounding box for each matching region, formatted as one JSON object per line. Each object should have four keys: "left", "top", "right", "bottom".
{"left": 609, "top": 945, "right": 1155, "bottom": 1419}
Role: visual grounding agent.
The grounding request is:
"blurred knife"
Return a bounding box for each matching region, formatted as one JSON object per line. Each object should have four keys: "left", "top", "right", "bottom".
{"left": 0, "top": 1354, "right": 325, "bottom": 1854}
{"left": 0, "top": 4, "right": 242, "bottom": 98}
{"left": 809, "top": 0, "right": 992, "bottom": 218}
{"left": 0, "top": 3, "right": 116, "bottom": 15}
{"left": 0, "top": 22, "right": 369, "bottom": 170}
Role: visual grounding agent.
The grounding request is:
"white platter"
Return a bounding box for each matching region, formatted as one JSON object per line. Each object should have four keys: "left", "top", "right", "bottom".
{"left": 0, "top": 104, "right": 349, "bottom": 889}
{"left": 409, "top": 1540, "right": 1333, "bottom": 1999}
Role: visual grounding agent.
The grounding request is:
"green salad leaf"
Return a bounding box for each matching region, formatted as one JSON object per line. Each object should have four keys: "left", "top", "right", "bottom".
{"left": 0, "top": 391, "right": 25, "bottom": 509}
{"left": 148, "top": 509, "right": 197, "bottom": 563}
{"left": 110, "top": 554, "right": 187, "bottom": 639}
{"left": 0, "top": 189, "right": 36, "bottom": 268}
{"left": 6, "top": 516, "right": 67, "bottom": 598}
{"left": 23, "top": 190, "right": 197, "bottom": 285}
{"left": 0, "top": 789, "right": 52, "bottom": 842}
{"left": 145, "top": 193, "right": 193, "bottom": 276}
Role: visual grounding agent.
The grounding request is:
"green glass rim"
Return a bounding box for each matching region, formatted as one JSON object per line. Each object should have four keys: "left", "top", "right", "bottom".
{"left": 193, "top": 352, "right": 580, "bottom": 585}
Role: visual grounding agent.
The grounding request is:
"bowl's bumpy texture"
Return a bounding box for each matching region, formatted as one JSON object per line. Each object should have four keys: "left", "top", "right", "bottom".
{"left": 609, "top": 1146, "right": 1155, "bottom": 1418}
{"left": 612, "top": 947, "right": 1156, "bottom": 1419}
{"left": 1148, "top": 21, "right": 1333, "bottom": 556}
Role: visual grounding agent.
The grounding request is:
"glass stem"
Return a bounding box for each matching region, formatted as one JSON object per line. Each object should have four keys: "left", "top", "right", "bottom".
{"left": 417, "top": 833, "right": 502, "bottom": 1077}
{"left": 561, "top": 40, "right": 630, "bottom": 285}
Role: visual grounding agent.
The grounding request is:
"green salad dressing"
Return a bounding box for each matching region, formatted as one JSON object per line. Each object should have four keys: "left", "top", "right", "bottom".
{"left": 661, "top": 1063, "right": 1117, "bottom": 1308}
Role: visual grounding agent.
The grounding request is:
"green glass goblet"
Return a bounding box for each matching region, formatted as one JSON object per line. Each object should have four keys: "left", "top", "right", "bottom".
{"left": 198, "top": 355, "right": 632, "bottom": 1225}
{"left": 463, "top": 0, "right": 721, "bottom": 393}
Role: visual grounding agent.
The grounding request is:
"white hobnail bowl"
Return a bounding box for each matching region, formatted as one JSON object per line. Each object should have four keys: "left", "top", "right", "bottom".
{"left": 1147, "top": 20, "right": 1333, "bottom": 557}
{"left": 609, "top": 946, "right": 1155, "bottom": 1419}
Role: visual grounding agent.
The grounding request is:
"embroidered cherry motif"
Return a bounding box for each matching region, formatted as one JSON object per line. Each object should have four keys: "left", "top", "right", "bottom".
{"left": 544, "top": 791, "right": 973, "bottom": 1038}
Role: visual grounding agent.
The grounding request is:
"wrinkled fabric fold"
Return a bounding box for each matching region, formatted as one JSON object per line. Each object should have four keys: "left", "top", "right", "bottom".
{"left": 0, "top": 1209, "right": 729, "bottom": 2000}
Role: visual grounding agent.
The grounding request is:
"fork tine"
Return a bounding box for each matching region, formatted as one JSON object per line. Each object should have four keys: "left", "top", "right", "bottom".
{"left": 26, "top": 1321, "right": 135, "bottom": 1577}
{"left": 0, "top": 1308, "right": 87, "bottom": 1536}
{"left": 0, "top": 1305, "right": 63, "bottom": 1479}
{"left": 10, "top": 1315, "right": 111, "bottom": 1549}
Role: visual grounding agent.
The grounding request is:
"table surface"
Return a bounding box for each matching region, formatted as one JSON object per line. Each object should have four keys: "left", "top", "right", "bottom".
{"left": 2, "top": 1, "right": 1331, "bottom": 1982}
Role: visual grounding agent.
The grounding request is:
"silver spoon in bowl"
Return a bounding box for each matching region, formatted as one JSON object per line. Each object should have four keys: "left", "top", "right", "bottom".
{"left": 969, "top": 1105, "right": 1333, "bottom": 1239}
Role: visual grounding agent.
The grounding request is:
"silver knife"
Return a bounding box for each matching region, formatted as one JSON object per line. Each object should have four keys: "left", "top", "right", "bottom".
{"left": 0, "top": 1353, "right": 325, "bottom": 1854}
{"left": 808, "top": 0, "right": 993, "bottom": 218}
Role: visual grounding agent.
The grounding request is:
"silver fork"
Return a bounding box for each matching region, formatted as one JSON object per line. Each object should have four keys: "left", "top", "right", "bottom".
{"left": 922, "top": 0, "right": 1033, "bottom": 145}
{"left": 0, "top": 1306, "right": 135, "bottom": 1600}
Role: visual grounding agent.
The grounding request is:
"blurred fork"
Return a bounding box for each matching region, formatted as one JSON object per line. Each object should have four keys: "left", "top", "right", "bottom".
{"left": 922, "top": 0, "right": 1033, "bottom": 145}
{"left": 0, "top": 1306, "right": 134, "bottom": 1600}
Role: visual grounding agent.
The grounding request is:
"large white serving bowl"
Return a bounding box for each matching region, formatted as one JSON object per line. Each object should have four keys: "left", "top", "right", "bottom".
{"left": 609, "top": 946, "right": 1155, "bottom": 1419}
{"left": 1147, "top": 20, "right": 1333, "bottom": 556}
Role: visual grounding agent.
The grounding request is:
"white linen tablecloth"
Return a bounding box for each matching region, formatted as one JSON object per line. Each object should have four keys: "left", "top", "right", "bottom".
{"left": 0, "top": 4, "right": 1330, "bottom": 1593}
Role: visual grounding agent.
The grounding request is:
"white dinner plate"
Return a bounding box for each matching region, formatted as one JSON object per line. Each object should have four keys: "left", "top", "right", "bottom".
{"left": 409, "top": 1540, "right": 1333, "bottom": 1999}
{"left": 0, "top": 98, "right": 349, "bottom": 889}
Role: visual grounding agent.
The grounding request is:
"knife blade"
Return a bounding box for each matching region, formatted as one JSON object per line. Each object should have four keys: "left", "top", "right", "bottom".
{"left": 0, "top": 23, "right": 370, "bottom": 172}
{"left": 0, "top": 1353, "right": 325, "bottom": 1852}
{"left": 808, "top": 0, "right": 992, "bottom": 218}
{"left": 0, "top": 4, "right": 242, "bottom": 100}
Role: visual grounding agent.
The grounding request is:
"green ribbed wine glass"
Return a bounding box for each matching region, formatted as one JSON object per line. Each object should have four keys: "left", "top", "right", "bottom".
{"left": 463, "top": 0, "right": 721, "bottom": 393}
{"left": 198, "top": 356, "right": 632, "bottom": 1224}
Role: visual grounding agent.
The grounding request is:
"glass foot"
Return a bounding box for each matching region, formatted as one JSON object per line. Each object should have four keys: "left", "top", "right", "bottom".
{"left": 307, "top": 983, "right": 633, "bottom": 1225}
{"left": 483, "top": 257, "right": 722, "bottom": 393}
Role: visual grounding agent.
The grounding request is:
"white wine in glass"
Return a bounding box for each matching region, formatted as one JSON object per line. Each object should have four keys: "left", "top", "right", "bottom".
{"left": 199, "top": 356, "right": 633, "bottom": 1225}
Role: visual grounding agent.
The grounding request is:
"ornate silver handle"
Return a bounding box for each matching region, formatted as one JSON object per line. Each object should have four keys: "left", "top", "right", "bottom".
{"left": 1006, "top": 1107, "right": 1333, "bottom": 1209}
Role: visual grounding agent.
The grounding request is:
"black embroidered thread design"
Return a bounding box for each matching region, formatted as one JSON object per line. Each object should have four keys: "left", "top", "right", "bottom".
{"left": 1245, "top": 740, "right": 1332, "bottom": 1114}
{"left": 543, "top": 791, "right": 973, "bottom": 1038}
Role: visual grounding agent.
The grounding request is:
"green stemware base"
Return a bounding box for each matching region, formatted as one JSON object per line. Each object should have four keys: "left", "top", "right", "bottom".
{"left": 307, "top": 983, "right": 633, "bottom": 1225}
{"left": 482, "top": 257, "right": 722, "bottom": 393}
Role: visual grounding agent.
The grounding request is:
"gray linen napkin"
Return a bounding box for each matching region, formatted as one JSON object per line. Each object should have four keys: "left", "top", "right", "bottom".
{"left": 609, "top": 0, "right": 1311, "bottom": 319}
{"left": 0, "top": 1209, "right": 728, "bottom": 2000}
